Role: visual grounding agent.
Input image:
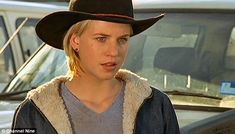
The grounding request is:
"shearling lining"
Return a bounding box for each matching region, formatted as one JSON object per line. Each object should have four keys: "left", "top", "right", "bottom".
{"left": 27, "top": 69, "right": 152, "bottom": 134}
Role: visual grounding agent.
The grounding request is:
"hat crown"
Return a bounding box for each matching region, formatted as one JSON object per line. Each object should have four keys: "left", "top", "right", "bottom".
{"left": 36, "top": 0, "right": 164, "bottom": 49}
{"left": 69, "top": 0, "right": 134, "bottom": 18}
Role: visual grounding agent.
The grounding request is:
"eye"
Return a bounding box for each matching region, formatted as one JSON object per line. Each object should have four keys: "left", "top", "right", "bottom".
{"left": 96, "top": 37, "right": 107, "bottom": 42}
{"left": 118, "top": 37, "right": 129, "bottom": 45}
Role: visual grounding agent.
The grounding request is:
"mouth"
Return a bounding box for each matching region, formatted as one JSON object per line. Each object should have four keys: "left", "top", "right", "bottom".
{"left": 101, "top": 62, "right": 118, "bottom": 71}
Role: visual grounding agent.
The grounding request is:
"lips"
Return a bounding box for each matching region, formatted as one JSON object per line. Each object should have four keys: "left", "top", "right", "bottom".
{"left": 101, "top": 62, "right": 117, "bottom": 71}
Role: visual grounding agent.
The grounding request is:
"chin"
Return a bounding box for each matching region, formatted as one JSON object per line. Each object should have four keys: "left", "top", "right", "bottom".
{"left": 99, "top": 69, "right": 119, "bottom": 80}
{"left": 100, "top": 72, "right": 117, "bottom": 80}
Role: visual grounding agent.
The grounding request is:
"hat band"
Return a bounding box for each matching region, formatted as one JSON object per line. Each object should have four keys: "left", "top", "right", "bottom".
{"left": 95, "top": 13, "right": 134, "bottom": 20}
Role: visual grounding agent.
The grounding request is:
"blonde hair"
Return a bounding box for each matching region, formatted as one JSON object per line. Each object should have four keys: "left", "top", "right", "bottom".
{"left": 63, "top": 20, "right": 133, "bottom": 79}
{"left": 63, "top": 20, "right": 90, "bottom": 79}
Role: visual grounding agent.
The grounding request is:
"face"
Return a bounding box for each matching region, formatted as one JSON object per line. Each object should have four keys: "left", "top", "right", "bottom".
{"left": 70, "top": 20, "right": 131, "bottom": 80}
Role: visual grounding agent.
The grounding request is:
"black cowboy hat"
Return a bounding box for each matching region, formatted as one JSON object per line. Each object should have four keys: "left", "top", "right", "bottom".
{"left": 36, "top": 0, "right": 164, "bottom": 49}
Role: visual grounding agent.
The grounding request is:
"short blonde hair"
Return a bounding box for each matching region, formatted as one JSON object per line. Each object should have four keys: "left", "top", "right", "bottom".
{"left": 63, "top": 20, "right": 90, "bottom": 79}
{"left": 63, "top": 20, "right": 133, "bottom": 79}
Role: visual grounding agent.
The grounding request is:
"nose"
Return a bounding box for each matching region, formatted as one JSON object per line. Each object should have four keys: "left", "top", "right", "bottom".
{"left": 106, "top": 41, "right": 118, "bottom": 57}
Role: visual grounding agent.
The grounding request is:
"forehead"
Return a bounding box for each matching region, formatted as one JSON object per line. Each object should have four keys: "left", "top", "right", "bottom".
{"left": 86, "top": 20, "right": 132, "bottom": 33}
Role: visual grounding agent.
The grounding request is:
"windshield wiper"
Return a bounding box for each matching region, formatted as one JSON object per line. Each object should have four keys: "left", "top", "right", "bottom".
{"left": 164, "top": 90, "right": 222, "bottom": 100}
{"left": 0, "top": 85, "right": 37, "bottom": 100}
{"left": 0, "top": 89, "right": 31, "bottom": 100}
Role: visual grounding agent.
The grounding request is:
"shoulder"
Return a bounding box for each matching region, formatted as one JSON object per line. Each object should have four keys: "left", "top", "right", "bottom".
{"left": 26, "top": 76, "right": 68, "bottom": 100}
{"left": 150, "top": 86, "right": 171, "bottom": 103}
{"left": 13, "top": 76, "right": 68, "bottom": 121}
{"left": 14, "top": 99, "right": 38, "bottom": 118}
{"left": 12, "top": 99, "right": 37, "bottom": 128}
{"left": 143, "top": 86, "right": 175, "bottom": 112}
{"left": 12, "top": 99, "right": 57, "bottom": 133}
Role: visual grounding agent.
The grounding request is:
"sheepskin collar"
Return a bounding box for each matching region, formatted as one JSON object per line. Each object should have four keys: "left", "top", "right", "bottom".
{"left": 27, "top": 69, "right": 152, "bottom": 134}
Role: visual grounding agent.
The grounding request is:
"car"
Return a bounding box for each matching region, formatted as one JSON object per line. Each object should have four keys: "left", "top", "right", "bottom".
{"left": 1, "top": 0, "right": 235, "bottom": 133}
{"left": 0, "top": 0, "right": 67, "bottom": 91}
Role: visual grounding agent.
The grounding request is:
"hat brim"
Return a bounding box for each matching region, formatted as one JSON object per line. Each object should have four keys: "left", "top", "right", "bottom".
{"left": 36, "top": 11, "right": 164, "bottom": 49}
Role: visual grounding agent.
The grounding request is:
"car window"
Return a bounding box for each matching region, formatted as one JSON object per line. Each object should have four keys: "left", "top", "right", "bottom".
{"left": 3, "top": 45, "right": 67, "bottom": 95}
{"left": 221, "top": 28, "right": 235, "bottom": 77}
{"left": 0, "top": 16, "right": 15, "bottom": 86}
{"left": 16, "top": 18, "right": 42, "bottom": 61}
{"left": 125, "top": 13, "right": 235, "bottom": 107}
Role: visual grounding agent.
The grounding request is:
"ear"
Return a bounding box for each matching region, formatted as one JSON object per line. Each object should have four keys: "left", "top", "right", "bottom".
{"left": 70, "top": 33, "right": 80, "bottom": 51}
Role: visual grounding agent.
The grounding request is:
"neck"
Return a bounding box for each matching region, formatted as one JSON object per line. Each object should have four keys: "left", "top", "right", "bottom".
{"left": 65, "top": 74, "right": 121, "bottom": 103}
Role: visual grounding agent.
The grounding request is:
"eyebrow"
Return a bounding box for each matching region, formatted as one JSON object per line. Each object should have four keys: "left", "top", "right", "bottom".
{"left": 93, "top": 33, "right": 130, "bottom": 38}
{"left": 93, "top": 33, "right": 110, "bottom": 37}
{"left": 119, "top": 34, "right": 131, "bottom": 38}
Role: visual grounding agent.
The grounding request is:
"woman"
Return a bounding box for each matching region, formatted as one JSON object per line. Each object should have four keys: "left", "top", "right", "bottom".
{"left": 12, "top": 0, "right": 180, "bottom": 133}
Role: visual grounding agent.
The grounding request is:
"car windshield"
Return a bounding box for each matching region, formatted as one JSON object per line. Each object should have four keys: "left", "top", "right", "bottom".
{"left": 1, "top": 45, "right": 67, "bottom": 99}
{"left": 2, "top": 12, "right": 235, "bottom": 108}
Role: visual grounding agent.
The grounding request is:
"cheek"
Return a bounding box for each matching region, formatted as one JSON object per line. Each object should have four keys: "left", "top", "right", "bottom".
{"left": 79, "top": 40, "right": 95, "bottom": 54}
{"left": 120, "top": 45, "right": 129, "bottom": 58}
